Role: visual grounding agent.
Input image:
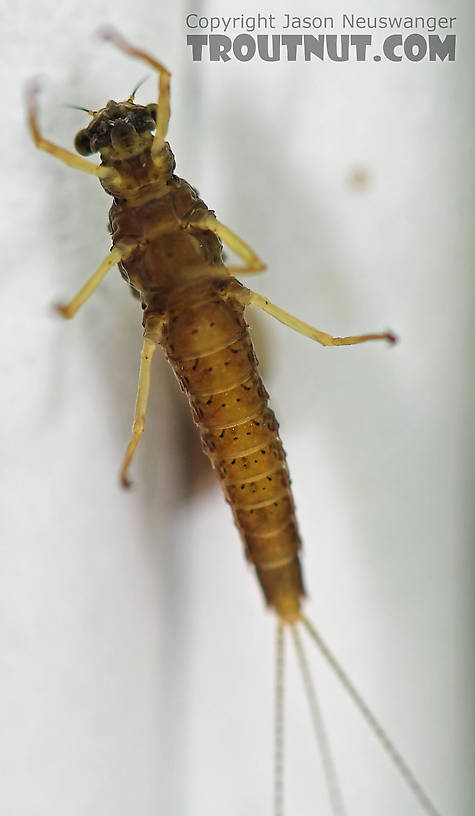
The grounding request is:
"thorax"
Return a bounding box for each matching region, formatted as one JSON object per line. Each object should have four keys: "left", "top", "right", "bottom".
{"left": 109, "top": 176, "right": 226, "bottom": 310}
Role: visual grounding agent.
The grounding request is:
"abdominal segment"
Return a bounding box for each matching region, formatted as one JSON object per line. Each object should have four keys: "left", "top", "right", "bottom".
{"left": 161, "top": 281, "right": 304, "bottom": 620}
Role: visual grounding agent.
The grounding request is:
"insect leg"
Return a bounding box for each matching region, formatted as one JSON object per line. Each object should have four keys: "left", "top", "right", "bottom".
{"left": 120, "top": 337, "right": 157, "bottom": 488}
{"left": 26, "top": 82, "right": 116, "bottom": 182}
{"left": 99, "top": 27, "right": 171, "bottom": 155}
{"left": 187, "top": 214, "right": 266, "bottom": 275}
{"left": 55, "top": 245, "right": 132, "bottom": 319}
{"left": 234, "top": 288, "right": 396, "bottom": 347}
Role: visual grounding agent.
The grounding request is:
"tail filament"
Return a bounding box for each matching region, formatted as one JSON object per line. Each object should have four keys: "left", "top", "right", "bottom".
{"left": 301, "top": 614, "right": 444, "bottom": 816}
{"left": 291, "top": 624, "right": 347, "bottom": 816}
{"left": 274, "top": 620, "right": 285, "bottom": 816}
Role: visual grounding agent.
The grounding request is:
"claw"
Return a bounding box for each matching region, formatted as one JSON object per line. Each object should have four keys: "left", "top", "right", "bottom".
{"left": 96, "top": 24, "right": 119, "bottom": 42}
{"left": 53, "top": 302, "right": 73, "bottom": 320}
{"left": 26, "top": 79, "right": 42, "bottom": 127}
{"left": 120, "top": 472, "right": 133, "bottom": 490}
{"left": 25, "top": 78, "right": 42, "bottom": 103}
{"left": 96, "top": 25, "right": 131, "bottom": 53}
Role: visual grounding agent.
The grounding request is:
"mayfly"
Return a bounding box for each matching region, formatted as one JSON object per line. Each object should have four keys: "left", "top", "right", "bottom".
{"left": 27, "top": 27, "right": 445, "bottom": 816}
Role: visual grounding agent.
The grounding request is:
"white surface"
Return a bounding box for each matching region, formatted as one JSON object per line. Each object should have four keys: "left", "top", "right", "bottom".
{"left": 1, "top": 1, "right": 472, "bottom": 815}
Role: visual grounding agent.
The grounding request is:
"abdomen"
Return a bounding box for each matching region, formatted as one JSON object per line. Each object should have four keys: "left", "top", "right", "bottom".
{"left": 157, "top": 279, "right": 304, "bottom": 622}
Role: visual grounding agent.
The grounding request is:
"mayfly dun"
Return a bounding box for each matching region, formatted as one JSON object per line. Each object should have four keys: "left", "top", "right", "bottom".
{"left": 26, "top": 26, "right": 446, "bottom": 816}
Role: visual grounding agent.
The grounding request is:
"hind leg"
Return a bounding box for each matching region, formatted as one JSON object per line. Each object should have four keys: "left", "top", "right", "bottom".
{"left": 233, "top": 286, "right": 396, "bottom": 347}
{"left": 120, "top": 337, "right": 157, "bottom": 488}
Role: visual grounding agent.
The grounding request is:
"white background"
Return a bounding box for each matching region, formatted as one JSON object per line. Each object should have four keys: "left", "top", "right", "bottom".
{"left": 1, "top": 1, "right": 473, "bottom": 815}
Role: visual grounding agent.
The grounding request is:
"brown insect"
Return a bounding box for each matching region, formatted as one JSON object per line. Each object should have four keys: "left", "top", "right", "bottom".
{"left": 26, "top": 27, "right": 444, "bottom": 816}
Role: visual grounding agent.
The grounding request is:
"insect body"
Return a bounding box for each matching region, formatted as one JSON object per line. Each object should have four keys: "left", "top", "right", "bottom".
{"left": 113, "top": 174, "right": 305, "bottom": 621}
{"left": 75, "top": 87, "right": 306, "bottom": 622}
{"left": 27, "top": 27, "right": 445, "bottom": 816}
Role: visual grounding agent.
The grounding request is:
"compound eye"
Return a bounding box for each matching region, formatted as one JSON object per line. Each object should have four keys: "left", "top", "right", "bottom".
{"left": 74, "top": 129, "right": 92, "bottom": 155}
{"left": 146, "top": 103, "right": 157, "bottom": 124}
